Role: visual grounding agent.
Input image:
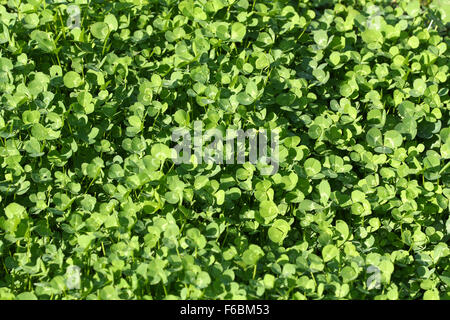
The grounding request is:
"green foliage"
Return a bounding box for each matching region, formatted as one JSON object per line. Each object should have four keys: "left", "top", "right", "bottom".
{"left": 0, "top": 0, "right": 449, "bottom": 301}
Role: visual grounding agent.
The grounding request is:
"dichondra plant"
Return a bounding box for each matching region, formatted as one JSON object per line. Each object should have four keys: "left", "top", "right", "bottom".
{"left": 0, "top": 0, "right": 449, "bottom": 300}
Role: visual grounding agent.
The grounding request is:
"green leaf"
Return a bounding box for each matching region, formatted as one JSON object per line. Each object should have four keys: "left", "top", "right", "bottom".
{"left": 423, "top": 290, "right": 440, "bottom": 300}
{"left": 165, "top": 191, "right": 180, "bottom": 204}
{"left": 151, "top": 143, "right": 172, "bottom": 161}
{"left": 24, "top": 137, "right": 43, "bottom": 157}
{"left": 298, "top": 199, "right": 323, "bottom": 211}
{"left": 236, "top": 92, "right": 254, "bottom": 105}
{"left": 194, "top": 175, "right": 208, "bottom": 190}
{"left": 304, "top": 158, "right": 321, "bottom": 177}
{"left": 99, "top": 285, "right": 119, "bottom": 300}
{"left": 90, "top": 22, "right": 110, "bottom": 40}
{"left": 242, "top": 244, "right": 264, "bottom": 266}
{"left": 336, "top": 220, "right": 349, "bottom": 240}
{"left": 15, "top": 292, "right": 38, "bottom": 300}
{"left": 268, "top": 219, "right": 290, "bottom": 243}
{"left": 231, "top": 22, "right": 246, "bottom": 42}
{"left": 384, "top": 130, "right": 403, "bottom": 149}
{"left": 341, "top": 266, "right": 358, "bottom": 282}
{"left": 351, "top": 190, "right": 365, "bottom": 203}
{"left": 104, "top": 14, "right": 118, "bottom": 31}
{"left": 255, "top": 53, "right": 270, "bottom": 69}
{"left": 366, "top": 127, "right": 383, "bottom": 147}
{"left": 31, "top": 123, "right": 47, "bottom": 141}
{"left": 30, "top": 30, "right": 56, "bottom": 52}
{"left": 173, "top": 110, "right": 189, "bottom": 126}
{"left": 318, "top": 180, "right": 330, "bottom": 204}
{"left": 313, "top": 30, "right": 328, "bottom": 48}
{"left": 22, "top": 110, "right": 40, "bottom": 124}
{"left": 322, "top": 244, "right": 339, "bottom": 262}
{"left": 5, "top": 203, "right": 26, "bottom": 220}
{"left": 260, "top": 200, "right": 279, "bottom": 220}
{"left": 63, "top": 71, "right": 82, "bottom": 89}
{"left": 77, "top": 234, "right": 95, "bottom": 250}
{"left": 405, "top": 0, "right": 421, "bottom": 17}
{"left": 361, "top": 29, "right": 383, "bottom": 44}
{"left": 412, "top": 78, "right": 426, "bottom": 96}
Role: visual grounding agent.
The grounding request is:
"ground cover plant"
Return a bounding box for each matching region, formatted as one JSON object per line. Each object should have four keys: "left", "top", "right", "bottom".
{"left": 0, "top": 0, "right": 449, "bottom": 300}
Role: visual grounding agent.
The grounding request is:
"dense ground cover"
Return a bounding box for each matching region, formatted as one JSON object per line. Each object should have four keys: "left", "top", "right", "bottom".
{"left": 0, "top": 0, "right": 449, "bottom": 300}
